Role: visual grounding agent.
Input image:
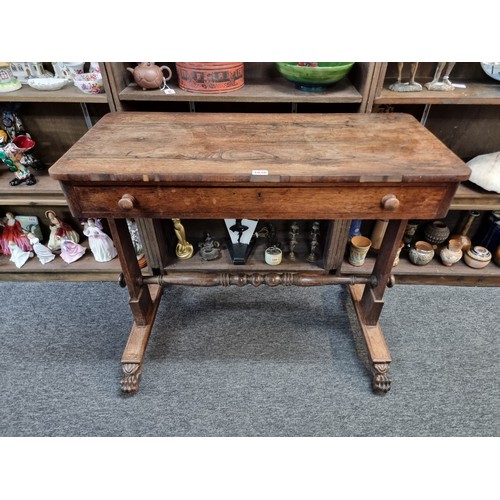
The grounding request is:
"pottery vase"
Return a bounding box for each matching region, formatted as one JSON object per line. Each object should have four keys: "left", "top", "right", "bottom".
{"left": 474, "top": 210, "right": 500, "bottom": 253}
{"left": 409, "top": 241, "right": 435, "bottom": 266}
{"left": 450, "top": 210, "right": 480, "bottom": 252}
{"left": 348, "top": 235, "right": 372, "bottom": 266}
{"left": 424, "top": 220, "right": 450, "bottom": 246}
{"left": 439, "top": 238, "right": 463, "bottom": 266}
{"left": 463, "top": 246, "right": 491, "bottom": 269}
{"left": 402, "top": 220, "right": 419, "bottom": 248}
{"left": 349, "top": 219, "right": 362, "bottom": 239}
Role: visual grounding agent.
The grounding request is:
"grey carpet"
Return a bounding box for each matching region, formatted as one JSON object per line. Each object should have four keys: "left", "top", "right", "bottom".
{"left": 1, "top": 281, "right": 498, "bottom": 436}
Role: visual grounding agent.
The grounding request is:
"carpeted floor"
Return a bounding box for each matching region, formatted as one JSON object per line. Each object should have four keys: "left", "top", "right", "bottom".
{"left": 1, "top": 281, "right": 498, "bottom": 436}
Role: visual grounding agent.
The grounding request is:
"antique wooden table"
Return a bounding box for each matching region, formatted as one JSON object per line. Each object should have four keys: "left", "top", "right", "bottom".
{"left": 49, "top": 112, "right": 470, "bottom": 394}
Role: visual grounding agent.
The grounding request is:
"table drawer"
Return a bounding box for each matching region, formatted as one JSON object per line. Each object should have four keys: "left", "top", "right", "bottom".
{"left": 67, "top": 184, "right": 456, "bottom": 220}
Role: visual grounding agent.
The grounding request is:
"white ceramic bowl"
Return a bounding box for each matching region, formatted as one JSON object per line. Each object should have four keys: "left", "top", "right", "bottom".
{"left": 480, "top": 62, "right": 500, "bottom": 82}
{"left": 27, "top": 77, "right": 69, "bottom": 91}
{"left": 73, "top": 73, "right": 104, "bottom": 94}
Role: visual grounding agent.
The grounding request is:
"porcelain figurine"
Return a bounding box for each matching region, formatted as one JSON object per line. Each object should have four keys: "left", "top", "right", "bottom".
{"left": 425, "top": 62, "right": 456, "bottom": 91}
{"left": 82, "top": 218, "right": 117, "bottom": 262}
{"left": 439, "top": 238, "right": 463, "bottom": 266}
{"left": 45, "top": 210, "right": 80, "bottom": 251}
{"left": 172, "top": 218, "right": 194, "bottom": 259}
{"left": 57, "top": 232, "right": 86, "bottom": 264}
{"left": 0, "top": 109, "right": 44, "bottom": 184}
{"left": 27, "top": 232, "right": 56, "bottom": 264}
{"left": 8, "top": 241, "right": 32, "bottom": 268}
{"left": 0, "top": 134, "right": 37, "bottom": 185}
{"left": 0, "top": 211, "right": 32, "bottom": 255}
{"left": 127, "top": 62, "right": 172, "bottom": 90}
{"left": 389, "top": 62, "right": 422, "bottom": 92}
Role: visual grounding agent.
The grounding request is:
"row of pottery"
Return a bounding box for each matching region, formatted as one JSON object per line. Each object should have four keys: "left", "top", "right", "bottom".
{"left": 127, "top": 62, "right": 354, "bottom": 93}
{"left": 409, "top": 240, "right": 492, "bottom": 268}
{"left": 0, "top": 62, "right": 104, "bottom": 94}
{"left": 347, "top": 225, "right": 496, "bottom": 269}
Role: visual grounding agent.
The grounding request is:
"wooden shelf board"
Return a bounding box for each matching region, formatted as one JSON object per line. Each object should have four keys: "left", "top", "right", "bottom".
{"left": 0, "top": 241, "right": 122, "bottom": 281}
{"left": 341, "top": 254, "right": 500, "bottom": 286}
{"left": 0, "top": 169, "right": 66, "bottom": 206}
{"left": 166, "top": 239, "right": 327, "bottom": 273}
{"left": 375, "top": 81, "right": 500, "bottom": 105}
{"left": 119, "top": 77, "right": 362, "bottom": 104}
{"left": 0, "top": 84, "right": 109, "bottom": 103}
{"left": 451, "top": 182, "right": 500, "bottom": 210}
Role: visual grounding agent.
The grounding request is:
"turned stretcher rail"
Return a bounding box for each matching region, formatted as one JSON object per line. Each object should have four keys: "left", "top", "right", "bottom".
{"left": 137, "top": 272, "right": 378, "bottom": 288}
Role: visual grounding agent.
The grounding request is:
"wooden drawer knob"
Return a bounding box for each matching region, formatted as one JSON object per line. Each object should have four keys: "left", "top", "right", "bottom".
{"left": 118, "top": 194, "right": 136, "bottom": 210}
{"left": 381, "top": 194, "right": 400, "bottom": 211}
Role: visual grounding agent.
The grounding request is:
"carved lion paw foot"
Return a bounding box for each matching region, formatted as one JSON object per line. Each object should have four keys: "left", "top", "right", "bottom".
{"left": 121, "top": 363, "right": 142, "bottom": 393}
{"left": 372, "top": 363, "right": 391, "bottom": 393}
{"left": 373, "top": 373, "right": 391, "bottom": 393}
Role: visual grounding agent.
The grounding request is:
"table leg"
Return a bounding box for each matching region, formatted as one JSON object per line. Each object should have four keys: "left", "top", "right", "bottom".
{"left": 323, "top": 220, "right": 350, "bottom": 273}
{"left": 350, "top": 219, "right": 407, "bottom": 393}
{"left": 121, "top": 284, "right": 162, "bottom": 392}
{"left": 108, "top": 218, "right": 163, "bottom": 393}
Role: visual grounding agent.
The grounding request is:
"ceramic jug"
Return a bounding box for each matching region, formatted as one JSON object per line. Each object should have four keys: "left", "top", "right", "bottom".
{"left": 439, "top": 238, "right": 463, "bottom": 266}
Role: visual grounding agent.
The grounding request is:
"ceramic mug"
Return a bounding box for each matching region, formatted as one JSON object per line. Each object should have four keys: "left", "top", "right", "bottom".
{"left": 348, "top": 235, "right": 371, "bottom": 266}
{"left": 52, "top": 62, "right": 85, "bottom": 80}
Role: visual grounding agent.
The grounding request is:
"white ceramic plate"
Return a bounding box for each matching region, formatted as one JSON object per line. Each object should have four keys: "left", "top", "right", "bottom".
{"left": 27, "top": 77, "right": 69, "bottom": 91}
{"left": 480, "top": 62, "right": 500, "bottom": 82}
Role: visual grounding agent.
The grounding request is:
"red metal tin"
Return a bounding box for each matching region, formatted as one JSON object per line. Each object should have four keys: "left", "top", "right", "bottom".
{"left": 175, "top": 62, "right": 244, "bottom": 93}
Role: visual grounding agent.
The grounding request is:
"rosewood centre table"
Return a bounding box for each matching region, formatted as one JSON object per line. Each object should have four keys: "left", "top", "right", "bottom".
{"left": 49, "top": 112, "right": 470, "bottom": 394}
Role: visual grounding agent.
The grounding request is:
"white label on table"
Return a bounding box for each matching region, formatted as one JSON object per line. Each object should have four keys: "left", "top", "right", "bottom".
{"left": 252, "top": 169, "right": 269, "bottom": 175}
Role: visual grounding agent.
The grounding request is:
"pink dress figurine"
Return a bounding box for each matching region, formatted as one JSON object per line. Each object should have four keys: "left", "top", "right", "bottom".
{"left": 82, "top": 218, "right": 118, "bottom": 262}
{"left": 57, "top": 229, "right": 86, "bottom": 264}
{"left": 8, "top": 241, "right": 33, "bottom": 268}
{"left": 45, "top": 209, "right": 80, "bottom": 251}
{"left": 0, "top": 212, "right": 32, "bottom": 255}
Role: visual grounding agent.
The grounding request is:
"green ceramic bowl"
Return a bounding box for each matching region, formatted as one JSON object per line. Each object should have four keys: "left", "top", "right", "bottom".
{"left": 276, "top": 62, "right": 355, "bottom": 92}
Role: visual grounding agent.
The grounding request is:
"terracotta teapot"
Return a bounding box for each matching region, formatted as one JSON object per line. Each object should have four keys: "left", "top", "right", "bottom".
{"left": 127, "top": 62, "right": 172, "bottom": 90}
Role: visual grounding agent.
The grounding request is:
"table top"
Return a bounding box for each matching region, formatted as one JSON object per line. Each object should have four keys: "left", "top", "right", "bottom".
{"left": 49, "top": 112, "right": 470, "bottom": 186}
